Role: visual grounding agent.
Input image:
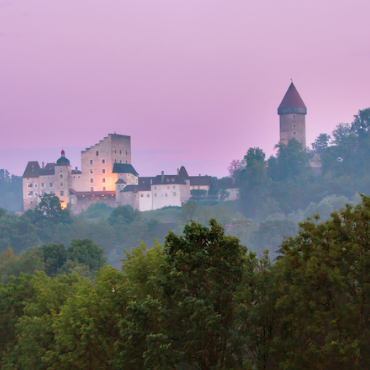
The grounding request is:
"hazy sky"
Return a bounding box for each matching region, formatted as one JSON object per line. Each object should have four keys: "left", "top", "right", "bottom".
{"left": 1, "top": 0, "right": 369, "bottom": 177}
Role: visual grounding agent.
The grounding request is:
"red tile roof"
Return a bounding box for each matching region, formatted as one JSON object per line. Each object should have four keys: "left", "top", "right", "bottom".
{"left": 278, "top": 82, "right": 307, "bottom": 115}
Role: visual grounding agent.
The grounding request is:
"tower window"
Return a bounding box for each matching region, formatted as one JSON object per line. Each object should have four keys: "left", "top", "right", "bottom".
{"left": 102, "top": 159, "right": 105, "bottom": 164}
{"left": 90, "top": 178, "right": 93, "bottom": 183}
{"left": 102, "top": 178, "right": 106, "bottom": 183}
{"left": 90, "top": 169, "right": 93, "bottom": 174}
{"left": 91, "top": 187, "right": 94, "bottom": 192}
{"left": 293, "top": 124, "right": 296, "bottom": 128}
{"left": 90, "top": 160, "right": 93, "bottom": 165}
{"left": 102, "top": 169, "right": 106, "bottom": 174}
{"left": 96, "top": 151, "right": 99, "bottom": 156}
{"left": 60, "top": 191, "right": 64, "bottom": 196}
{"left": 60, "top": 175, "right": 63, "bottom": 178}
{"left": 120, "top": 150, "right": 122, "bottom": 154}
{"left": 293, "top": 131, "right": 296, "bottom": 135}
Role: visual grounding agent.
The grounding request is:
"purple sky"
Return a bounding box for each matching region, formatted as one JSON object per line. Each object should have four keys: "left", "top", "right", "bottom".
{"left": 1, "top": 0, "right": 370, "bottom": 178}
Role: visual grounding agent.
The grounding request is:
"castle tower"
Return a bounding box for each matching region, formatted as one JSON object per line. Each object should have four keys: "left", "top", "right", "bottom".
{"left": 55, "top": 149, "right": 71, "bottom": 209}
{"left": 278, "top": 82, "right": 307, "bottom": 148}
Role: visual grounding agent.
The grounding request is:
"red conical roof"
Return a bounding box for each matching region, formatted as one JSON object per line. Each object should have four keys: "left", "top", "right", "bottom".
{"left": 278, "top": 82, "right": 307, "bottom": 115}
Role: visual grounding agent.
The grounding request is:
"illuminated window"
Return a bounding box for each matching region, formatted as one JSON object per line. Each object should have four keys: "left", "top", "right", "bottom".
{"left": 90, "top": 169, "right": 93, "bottom": 174}
{"left": 60, "top": 191, "right": 64, "bottom": 196}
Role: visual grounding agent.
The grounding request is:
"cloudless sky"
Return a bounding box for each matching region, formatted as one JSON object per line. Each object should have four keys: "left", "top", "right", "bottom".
{"left": 1, "top": 0, "right": 369, "bottom": 177}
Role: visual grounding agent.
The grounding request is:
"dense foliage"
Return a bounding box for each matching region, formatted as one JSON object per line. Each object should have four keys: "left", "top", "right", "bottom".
{"left": 2, "top": 196, "right": 370, "bottom": 369}
{"left": 0, "top": 170, "right": 22, "bottom": 212}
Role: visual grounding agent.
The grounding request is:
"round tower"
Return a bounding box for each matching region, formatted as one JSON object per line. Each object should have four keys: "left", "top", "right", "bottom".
{"left": 55, "top": 149, "right": 71, "bottom": 209}
{"left": 278, "top": 82, "right": 307, "bottom": 148}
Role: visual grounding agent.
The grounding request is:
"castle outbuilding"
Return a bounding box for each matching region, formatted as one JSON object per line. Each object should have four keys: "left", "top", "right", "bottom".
{"left": 278, "top": 82, "right": 307, "bottom": 148}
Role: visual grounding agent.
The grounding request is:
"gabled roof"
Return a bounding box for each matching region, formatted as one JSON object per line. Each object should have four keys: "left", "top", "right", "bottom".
{"left": 23, "top": 161, "right": 41, "bottom": 178}
{"left": 152, "top": 175, "right": 187, "bottom": 185}
{"left": 178, "top": 166, "right": 189, "bottom": 179}
{"left": 189, "top": 176, "right": 212, "bottom": 186}
{"left": 112, "top": 163, "right": 139, "bottom": 176}
{"left": 278, "top": 82, "right": 307, "bottom": 115}
{"left": 39, "top": 163, "right": 55, "bottom": 176}
{"left": 121, "top": 184, "right": 151, "bottom": 193}
{"left": 115, "top": 179, "right": 126, "bottom": 184}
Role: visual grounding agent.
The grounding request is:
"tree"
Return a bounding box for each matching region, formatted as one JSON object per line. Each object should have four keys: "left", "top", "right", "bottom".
{"left": 40, "top": 243, "right": 67, "bottom": 277}
{"left": 67, "top": 239, "right": 106, "bottom": 273}
{"left": 34, "top": 193, "right": 72, "bottom": 225}
{"left": 273, "top": 195, "right": 370, "bottom": 368}
{"left": 312, "top": 133, "right": 331, "bottom": 154}
{"left": 143, "top": 219, "right": 247, "bottom": 369}
{"left": 108, "top": 205, "right": 140, "bottom": 226}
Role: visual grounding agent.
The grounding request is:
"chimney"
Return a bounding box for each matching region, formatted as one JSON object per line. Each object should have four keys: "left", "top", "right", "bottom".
{"left": 199, "top": 174, "right": 201, "bottom": 176}
{"left": 161, "top": 171, "right": 164, "bottom": 183}
{"left": 42, "top": 162, "right": 44, "bottom": 168}
{"left": 75, "top": 167, "right": 78, "bottom": 170}
{"left": 177, "top": 168, "right": 179, "bottom": 175}
{"left": 150, "top": 178, "right": 152, "bottom": 184}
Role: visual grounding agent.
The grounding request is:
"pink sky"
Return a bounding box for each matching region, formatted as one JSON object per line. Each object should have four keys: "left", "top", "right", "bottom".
{"left": 1, "top": 0, "right": 369, "bottom": 178}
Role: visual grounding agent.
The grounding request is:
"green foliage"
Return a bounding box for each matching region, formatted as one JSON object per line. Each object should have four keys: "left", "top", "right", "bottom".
{"left": 108, "top": 205, "right": 141, "bottom": 226}
{"left": 190, "top": 189, "right": 207, "bottom": 197}
{"left": 67, "top": 238, "right": 106, "bottom": 272}
{"left": 0, "top": 170, "right": 22, "bottom": 212}
{"left": 34, "top": 193, "right": 72, "bottom": 225}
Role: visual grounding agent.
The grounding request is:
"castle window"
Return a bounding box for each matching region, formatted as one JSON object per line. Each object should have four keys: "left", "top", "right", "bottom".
{"left": 173, "top": 186, "right": 175, "bottom": 189}
{"left": 173, "top": 192, "right": 176, "bottom": 196}
{"left": 60, "top": 167, "right": 63, "bottom": 172}
{"left": 28, "top": 183, "right": 32, "bottom": 188}
{"left": 115, "top": 159, "right": 117, "bottom": 163}
{"left": 60, "top": 183, "right": 63, "bottom": 186}
{"left": 50, "top": 183, "right": 53, "bottom": 187}
{"left": 154, "top": 193, "right": 157, "bottom": 197}
{"left": 102, "top": 159, "right": 105, "bottom": 164}
{"left": 147, "top": 194, "right": 150, "bottom": 197}
{"left": 41, "top": 183, "right": 44, "bottom": 188}
{"left": 90, "top": 178, "right": 93, "bottom": 183}
{"left": 293, "top": 131, "right": 296, "bottom": 135}
{"left": 293, "top": 124, "right": 296, "bottom": 128}
{"left": 60, "top": 175, "right": 63, "bottom": 178}
{"left": 293, "top": 115, "right": 296, "bottom": 118}
{"left": 90, "top": 169, "right": 93, "bottom": 174}
{"left": 90, "top": 160, "right": 93, "bottom": 165}
{"left": 28, "top": 191, "right": 33, "bottom": 196}
{"left": 120, "top": 160, "right": 122, "bottom": 163}
{"left": 60, "top": 191, "right": 64, "bottom": 196}
{"left": 141, "top": 194, "right": 143, "bottom": 197}
{"left": 103, "top": 187, "right": 106, "bottom": 191}
{"left": 34, "top": 192, "right": 37, "bottom": 196}
{"left": 102, "top": 169, "right": 105, "bottom": 174}
{"left": 120, "top": 150, "right": 122, "bottom": 154}
{"left": 35, "top": 184, "right": 38, "bottom": 187}
{"left": 126, "top": 160, "right": 127, "bottom": 163}
{"left": 96, "top": 151, "right": 99, "bottom": 156}
{"left": 91, "top": 187, "right": 94, "bottom": 191}
{"left": 126, "top": 151, "right": 127, "bottom": 155}
{"left": 102, "top": 178, "right": 106, "bottom": 183}
{"left": 165, "top": 193, "right": 167, "bottom": 197}
{"left": 115, "top": 150, "right": 116, "bottom": 154}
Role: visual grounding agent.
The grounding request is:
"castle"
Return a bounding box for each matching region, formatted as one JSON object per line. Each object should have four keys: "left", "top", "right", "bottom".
{"left": 22, "top": 83, "right": 306, "bottom": 213}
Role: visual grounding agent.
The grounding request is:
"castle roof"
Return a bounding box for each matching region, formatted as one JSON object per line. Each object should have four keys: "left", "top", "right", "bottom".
{"left": 121, "top": 184, "right": 151, "bottom": 193}
{"left": 152, "top": 174, "right": 187, "bottom": 185}
{"left": 112, "top": 163, "right": 139, "bottom": 176}
{"left": 56, "top": 150, "right": 70, "bottom": 166}
{"left": 178, "top": 166, "right": 189, "bottom": 179}
{"left": 189, "top": 175, "right": 212, "bottom": 186}
{"left": 23, "top": 161, "right": 41, "bottom": 178}
{"left": 278, "top": 82, "right": 307, "bottom": 115}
